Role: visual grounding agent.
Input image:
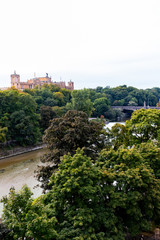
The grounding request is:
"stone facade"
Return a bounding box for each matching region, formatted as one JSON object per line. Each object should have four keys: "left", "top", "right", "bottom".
{"left": 11, "top": 72, "right": 74, "bottom": 91}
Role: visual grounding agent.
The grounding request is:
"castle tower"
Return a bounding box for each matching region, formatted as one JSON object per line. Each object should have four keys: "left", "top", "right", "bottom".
{"left": 68, "top": 80, "right": 74, "bottom": 91}
{"left": 11, "top": 71, "right": 20, "bottom": 89}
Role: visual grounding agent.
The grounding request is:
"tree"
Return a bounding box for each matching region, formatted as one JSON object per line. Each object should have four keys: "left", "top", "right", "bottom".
{"left": 125, "top": 109, "right": 160, "bottom": 144}
{"left": 66, "top": 89, "right": 94, "bottom": 117}
{"left": 106, "top": 123, "right": 129, "bottom": 150}
{"left": 97, "top": 146, "right": 160, "bottom": 237}
{"left": 10, "top": 110, "right": 41, "bottom": 145}
{"left": 137, "top": 142, "right": 160, "bottom": 179}
{"left": 1, "top": 186, "right": 57, "bottom": 240}
{"left": 45, "top": 149, "right": 125, "bottom": 240}
{"left": 128, "top": 97, "right": 138, "bottom": 106}
{"left": 0, "top": 127, "right": 8, "bottom": 143}
{"left": 156, "top": 99, "right": 160, "bottom": 107}
{"left": 37, "top": 110, "right": 106, "bottom": 191}
{"left": 1, "top": 185, "right": 33, "bottom": 239}
{"left": 40, "top": 105, "right": 56, "bottom": 131}
{"left": 93, "top": 97, "right": 110, "bottom": 117}
{"left": 53, "top": 92, "right": 65, "bottom": 106}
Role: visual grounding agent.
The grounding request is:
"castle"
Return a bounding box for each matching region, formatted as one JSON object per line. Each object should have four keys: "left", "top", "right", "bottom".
{"left": 11, "top": 72, "right": 74, "bottom": 91}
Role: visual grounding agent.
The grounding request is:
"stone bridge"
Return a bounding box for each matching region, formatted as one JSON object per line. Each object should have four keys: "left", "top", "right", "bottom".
{"left": 111, "top": 106, "right": 160, "bottom": 111}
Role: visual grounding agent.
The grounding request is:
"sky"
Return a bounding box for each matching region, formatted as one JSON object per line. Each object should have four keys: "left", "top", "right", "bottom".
{"left": 0, "top": 0, "right": 160, "bottom": 89}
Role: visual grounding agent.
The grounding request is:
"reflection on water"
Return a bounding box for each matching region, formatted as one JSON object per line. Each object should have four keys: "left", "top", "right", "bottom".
{"left": 0, "top": 149, "right": 46, "bottom": 216}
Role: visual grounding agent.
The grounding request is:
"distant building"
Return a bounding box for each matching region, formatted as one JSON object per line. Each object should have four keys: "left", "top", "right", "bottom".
{"left": 11, "top": 71, "right": 74, "bottom": 91}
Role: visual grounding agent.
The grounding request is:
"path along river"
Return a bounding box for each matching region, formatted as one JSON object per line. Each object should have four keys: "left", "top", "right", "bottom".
{"left": 0, "top": 122, "right": 123, "bottom": 216}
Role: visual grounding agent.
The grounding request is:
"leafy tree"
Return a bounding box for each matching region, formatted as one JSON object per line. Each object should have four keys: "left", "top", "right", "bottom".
{"left": 52, "top": 106, "right": 67, "bottom": 117}
{"left": 40, "top": 105, "right": 56, "bottom": 131}
{"left": 1, "top": 185, "right": 33, "bottom": 239}
{"left": 1, "top": 186, "right": 58, "bottom": 240}
{"left": 61, "top": 88, "right": 72, "bottom": 104}
{"left": 156, "top": 99, "right": 160, "bottom": 107}
{"left": 25, "top": 196, "right": 57, "bottom": 239}
{"left": 17, "top": 93, "right": 37, "bottom": 114}
{"left": 128, "top": 97, "right": 138, "bottom": 106}
{"left": 66, "top": 89, "right": 94, "bottom": 117}
{"left": 37, "top": 110, "right": 106, "bottom": 191}
{"left": 44, "top": 97, "right": 58, "bottom": 107}
{"left": 137, "top": 142, "right": 160, "bottom": 179}
{"left": 10, "top": 110, "right": 40, "bottom": 145}
{"left": 45, "top": 149, "right": 125, "bottom": 240}
{"left": 97, "top": 146, "right": 160, "bottom": 236}
{"left": 0, "top": 89, "right": 41, "bottom": 145}
{"left": 106, "top": 123, "right": 129, "bottom": 150}
{"left": 113, "top": 99, "right": 125, "bottom": 106}
{"left": 125, "top": 109, "right": 160, "bottom": 144}
{"left": 0, "top": 127, "right": 8, "bottom": 143}
{"left": 53, "top": 91, "right": 65, "bottom": 106}
{"left": 93, "top": 97, "right": 110, "bottom": 117}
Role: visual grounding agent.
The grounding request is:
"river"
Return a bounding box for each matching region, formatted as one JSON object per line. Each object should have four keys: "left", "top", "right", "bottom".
{"left": 0, "top": 122, "right": 123, "bottom": 216}
{"left": 0, "top": 149, "right": 46, "bottom": 216}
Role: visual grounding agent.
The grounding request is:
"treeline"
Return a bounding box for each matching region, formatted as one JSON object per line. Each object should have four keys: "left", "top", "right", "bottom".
{"left": 95, "top": 85, "right": 160, "bottom": 106}
{"left": 1, "top": 84, "right": 160, "bottom": 146}
{"left": 1, "top": 109, "right": 160, "bottom": 239}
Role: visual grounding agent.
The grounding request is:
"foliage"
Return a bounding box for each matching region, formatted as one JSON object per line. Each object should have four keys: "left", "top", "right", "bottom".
{"left": 104, "top": 108, "right": 125, "bottom": 121}
{"left": 10, "top": 110, "right": 41, "bottom": 145}
{"left": 93, "top": 97, "right": 110, "bottom": 117}
{"left": 156, "top": 99, "right": 160, "bottom": 107}
{"left": 66, "top": 89, "right": 94, "bottom": 117}
{"left": 125, "top": 109, "right": 160, "bottom": 144}
{"left": 1, "top": 186, "right": 57, "bottom": 240}
{"left": 37, "top": 110, "right": 106, "bottom": 191}
{"left": 24, "top": 84, "right": 71, "bottom": 110}
{"left": 137, "top": 142, "right": 160, "bottom": 179}
{"left": 97, "top": 146, "right": 160, "bottom": 236}
{"left": 106, "top": 123, "right": 129, "bottom": 150}
{"left": 0, "top": 127, "right": 8, "bottom": 143}
{"left": 45, "top": 149, "right": 125, "bottom": 240}
{"left": 25, "top": 196, "right": 57, "bottom": 239}
{"left": 2, "top": 144, "right": 160, "bottom": 239}
{"left": 1, "top": 185, "right": 33, "bottom": 239}
{"left": 0, "top": 88, "right": 41, "bottom": 146}
{"left": 40, "top": 105, "right": 56, "bottom": 131}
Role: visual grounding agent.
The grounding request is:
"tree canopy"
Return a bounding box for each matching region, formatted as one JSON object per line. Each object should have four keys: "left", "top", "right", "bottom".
{"left": 37, "top": 110, "right": 106, "bottom": 191}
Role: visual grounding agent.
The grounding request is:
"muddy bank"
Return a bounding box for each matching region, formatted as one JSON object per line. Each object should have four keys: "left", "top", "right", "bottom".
{"left": 0, "top": 143, "right": 46, "bottom": 160}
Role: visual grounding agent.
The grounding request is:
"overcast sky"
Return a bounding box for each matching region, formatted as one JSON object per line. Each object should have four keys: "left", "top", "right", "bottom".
{"left": 0, "top": 0, "right": 160, "bottom": 89}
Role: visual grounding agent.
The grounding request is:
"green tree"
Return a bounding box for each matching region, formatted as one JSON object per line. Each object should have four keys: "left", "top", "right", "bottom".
{"left": 1, "top": 185, "right": 33, "bottom": 239}
{"left": 25, "top": 196, "right": 57, "bottom": 239}
{"left": 1, "top": 186, "right": 58, "bottom": 240}
{"left": 10, "top": 110, "right": 40, "bottom": 145}
{"left": 93, "top": 97, "right": 110, "bottom": 117}
{"left": 106, "top": 123, "right": 129, "bottom": 150}
{"left": 138, "top": 142, "right": 160, "bottom": 179}
{"left": 53, "top": 92, "right": 65, "bottom": 106}
{"left": 66, "top": 89, "right": 94, "bottom": 117}
{"left": 37, "top": 110, "right": 106, "bottom": 191}
{"left": 125, "top": 109, "right": 160, "bottom": 144}
{"left": 0, "top": 127, "right": 8, "bottom": 143}
{"left": 40, "top": 105, "right": 56, "bottom": 131}
{"left": 97, "top": 146, "right": 160, "bottom": 236}
{"left": 45, "top": 149, "right": 125, "bottom": 240}
{"left": 156, "top": 99, "right": 160, "bottom": 107}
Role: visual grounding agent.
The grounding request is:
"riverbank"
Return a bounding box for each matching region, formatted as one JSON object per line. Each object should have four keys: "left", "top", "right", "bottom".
{"left": 0, "top": 143, "right": 46, "bottom": 160}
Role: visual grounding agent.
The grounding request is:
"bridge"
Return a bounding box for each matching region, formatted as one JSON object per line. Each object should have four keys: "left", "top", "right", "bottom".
{"left": 111, "top": 106, "right": 160, "bottom": 111}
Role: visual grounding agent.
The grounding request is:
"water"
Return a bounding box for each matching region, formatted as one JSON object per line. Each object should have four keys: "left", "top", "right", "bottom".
{"left": 0, "top": 149, "right": 46, "bottom": 216}
{"left": 0, "top": 122, "right": 123, "bottom": 216}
